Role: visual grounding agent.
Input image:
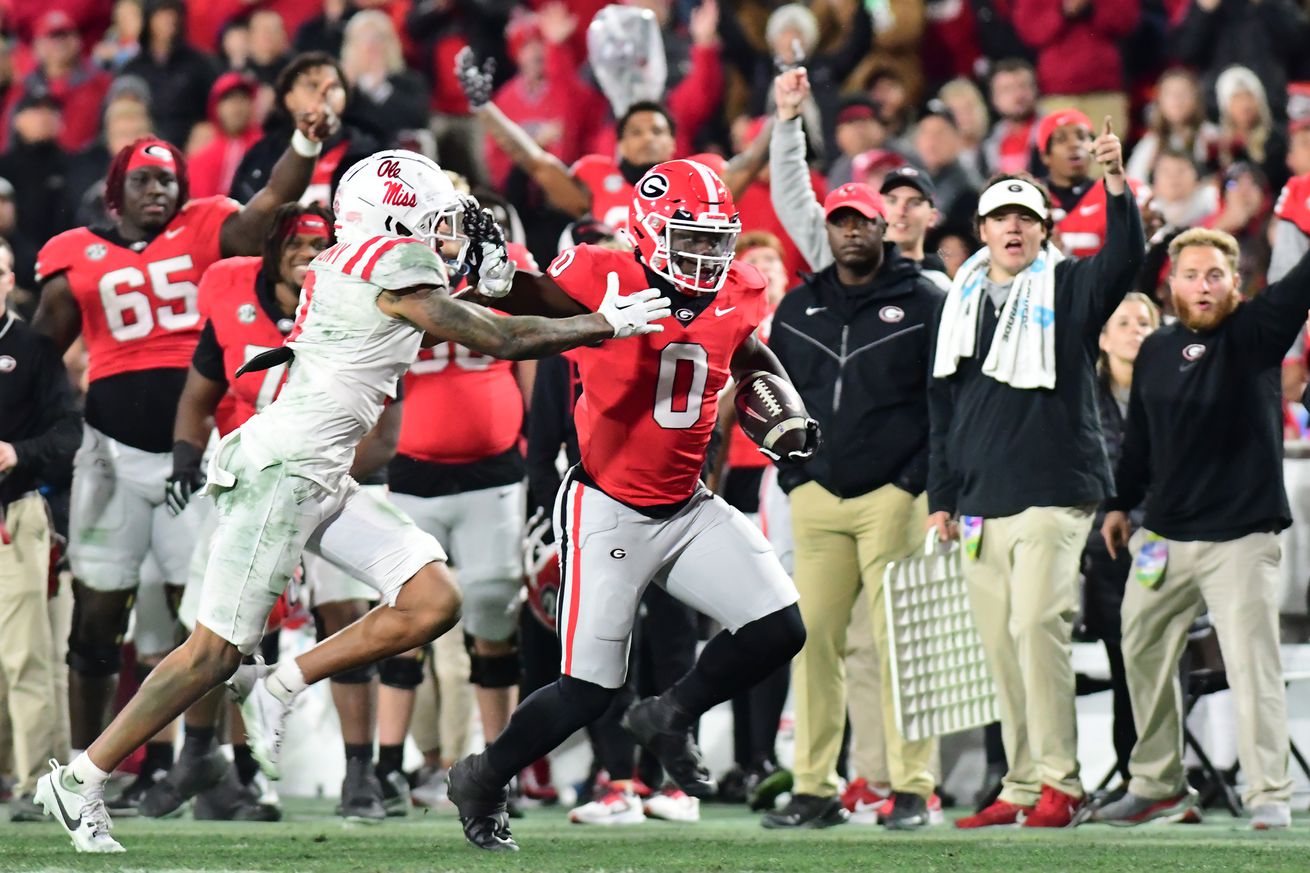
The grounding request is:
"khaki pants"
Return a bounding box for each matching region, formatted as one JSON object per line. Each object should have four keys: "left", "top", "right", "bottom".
{"left": 1122, "top": 531, "right": 1292, "bottom": 807}
{"left": 964, "top": 505, "right": 1092, "bottom": 805}
{"left": 411, "top": 618, "right": 475, "bottom": 761}
{"left": 0, "top": 494, "right": 71, "bottom": 795}
{"left": 845, "top": 592, "right": 888, "bottom": 784}
{"left": 791, "top": 482, "right": 936, "bottom": 798}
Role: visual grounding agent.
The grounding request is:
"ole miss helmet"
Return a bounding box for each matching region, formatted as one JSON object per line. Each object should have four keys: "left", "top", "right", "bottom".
{"left": 334, "top": 149, "right": 472, "bottom": 271}
{"left": 629, "top": 159, "right": 741, "bottom": 294}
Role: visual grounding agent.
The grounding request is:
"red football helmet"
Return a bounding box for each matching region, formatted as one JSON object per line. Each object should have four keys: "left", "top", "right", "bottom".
{"left": 522, "top": 511, "right": 561, "bottom": 632}
{"left": 629, "top": 159, "right": 741, "bottom": 294}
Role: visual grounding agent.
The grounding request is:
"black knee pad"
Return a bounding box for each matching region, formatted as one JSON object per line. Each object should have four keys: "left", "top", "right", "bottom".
{"left": 330, "top": 662, "right": 378, "bottom": 685}
{"left": 557, "top": 675, "right": 618, "bottom": 723}
{"left": 67, "top": 639, "right": 122, "bottom": 677}
{"left": 379, "top": 656, "right": 424, "bottom": 690}
{"left": 470, "top": 651, "right": 521, "bottom": 689}
{"left": 738, "top": 603, "right": 806, "bottom": 660}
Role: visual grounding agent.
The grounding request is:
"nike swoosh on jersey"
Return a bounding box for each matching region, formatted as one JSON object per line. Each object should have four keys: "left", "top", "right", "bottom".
{"left": 715, "top": 306, "right": 735, "bottom": 316}
{"left": 51, "top": 787, "right": 82, "bottom": 831}
{"left": 1078, "top": 205, "right": 1100, "bottom": 216}
{"left": 805, "top": 306, "right": 827, "bottom": 315}
{"left": 164, "top": 226, "right": 186, "bottom": 239}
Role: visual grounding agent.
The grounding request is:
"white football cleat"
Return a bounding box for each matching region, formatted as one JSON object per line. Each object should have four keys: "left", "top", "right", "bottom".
{"left": 228, "top": 662, "right": 289, "bottom": 780}
{"left": 34, "top": 760, "right": 125, "bottom": 853}
{"left": 569, "top": 787, "right": 646, "bottom": 825}
{"left": 644, "top": 787, "right": 700, "bottom": 822}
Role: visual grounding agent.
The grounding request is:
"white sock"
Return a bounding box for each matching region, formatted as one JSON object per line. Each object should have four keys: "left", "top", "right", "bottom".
{"left": 64, "top": 753, "right": 111, "bottom": 794}
{"left": 268, "top": 658, "right": 307, "bottom": 705}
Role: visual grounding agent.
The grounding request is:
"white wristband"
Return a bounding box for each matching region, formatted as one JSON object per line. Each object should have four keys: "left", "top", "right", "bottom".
{"left": 291, "top": 129, "right": 322, "bottom": 158}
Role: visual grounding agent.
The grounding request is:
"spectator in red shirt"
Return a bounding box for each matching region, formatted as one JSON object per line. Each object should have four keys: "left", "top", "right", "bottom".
{"left": 481, "top": 5, "right": 609, "bottom": 193}
{"left": 1014, "top": 0, "right": 1139, "bottom": 138}
{"left": 11, "top": 11, "right": 110, "bottom": 153}
{"left": 188, "top": 73, "right": 262, "bottom": 199}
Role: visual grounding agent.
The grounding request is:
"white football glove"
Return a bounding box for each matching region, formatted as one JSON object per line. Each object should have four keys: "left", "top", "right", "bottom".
{"left": 475, "top": 240, "right": 516, "bottom": 297}
{"left": 597, "top": 271, "right": 671, "bottom": 338}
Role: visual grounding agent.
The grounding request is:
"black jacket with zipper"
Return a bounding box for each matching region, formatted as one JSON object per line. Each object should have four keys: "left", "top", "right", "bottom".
{"left": 769, "top": 244, "right": 946, "bottom": 498}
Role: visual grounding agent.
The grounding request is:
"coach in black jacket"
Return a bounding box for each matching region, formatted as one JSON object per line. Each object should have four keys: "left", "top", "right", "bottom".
{"left": 926, "top": 120, "right": 1143, "bottom": 828}
{"left": 763, "top": 182, "right": 945, "bottom": 831}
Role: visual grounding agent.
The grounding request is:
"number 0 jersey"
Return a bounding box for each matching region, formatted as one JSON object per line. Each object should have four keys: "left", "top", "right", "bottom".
{"left": 236, "top": 235, "right": 445, "bottom": 487}
{"left": 547, "top": 244, "right": 767, "bottom": 506}
{"left": 35, "top": 196, "right": 240, "bottom": 383}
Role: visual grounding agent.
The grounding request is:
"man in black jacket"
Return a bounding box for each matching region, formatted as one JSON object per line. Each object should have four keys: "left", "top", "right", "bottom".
{"left": 1094, "top": 227, "right": 1310, "bottom": 831}
{"left": 763, "top": 182, "right": 945, "bottom": 831}
{"left": 927, "top": 119, "right": 1142, "bottom": 828}
{"left": 0, "top": 238, "right": 81, "bottom": 821}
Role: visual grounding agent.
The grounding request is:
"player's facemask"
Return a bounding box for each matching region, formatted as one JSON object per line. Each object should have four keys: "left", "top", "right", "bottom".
{"left": 408, "top": 206, "right": 471, "bottom": 274}
{"left": 654, "top": 217, "right": 739, "bottom": 295}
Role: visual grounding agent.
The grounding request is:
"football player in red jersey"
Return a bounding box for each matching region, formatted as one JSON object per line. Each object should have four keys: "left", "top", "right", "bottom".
{"left": 31, "top": 93, "right": 338, "bottom": 771}
{"left": 1273, "top": 122, "right": 1310, "bottom": 408}
{"left": 1038, "top": 109, "right": 1149, "bottom": 258}
{"left": 446, "top": 159, "right": 817, "bottom": 852}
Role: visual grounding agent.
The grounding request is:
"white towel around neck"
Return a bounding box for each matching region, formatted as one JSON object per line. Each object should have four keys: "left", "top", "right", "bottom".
{"left": 932, "top": 244, "right": 1063, "bottom": 389}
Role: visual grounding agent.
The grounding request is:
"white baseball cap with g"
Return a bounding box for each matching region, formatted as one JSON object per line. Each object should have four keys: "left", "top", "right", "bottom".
{"left": 977, "top": 178, "right": 1048, "bottom": 220}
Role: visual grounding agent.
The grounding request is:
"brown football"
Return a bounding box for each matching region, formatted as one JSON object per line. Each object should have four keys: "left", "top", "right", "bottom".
{"left": 733, "top": 372, "right": 810, "bottom": 460}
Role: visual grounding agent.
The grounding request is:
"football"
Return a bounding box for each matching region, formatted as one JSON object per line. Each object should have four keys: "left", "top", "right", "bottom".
{"left": 733, "top": 372, "right": 812, "bottom": 460}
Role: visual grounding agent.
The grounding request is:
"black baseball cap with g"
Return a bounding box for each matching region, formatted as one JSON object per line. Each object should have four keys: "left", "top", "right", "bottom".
{"left": 880, "top": 166, "right": 936, "bottom": 203}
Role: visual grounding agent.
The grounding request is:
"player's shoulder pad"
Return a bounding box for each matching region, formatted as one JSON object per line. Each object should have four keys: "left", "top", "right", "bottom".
{"left": 727, "top": 260, "right": 767, "bottom": 295}
{"left": 569, "top": 153, "right": 614, "bottom": 179}
{"left": 1275, "top": 173, "right": 1310, "bottom": 233}
{"left": 34, "top": 227, "right": 95, "bottom": 284}
{"left": 198, "top": 256, "right": 261, "bottom": 311}
{"left": 181, "top": 194, "right": 242, "bottom": 220}
{"left": 351, "top": 236, "right": 447, "bottom": 291}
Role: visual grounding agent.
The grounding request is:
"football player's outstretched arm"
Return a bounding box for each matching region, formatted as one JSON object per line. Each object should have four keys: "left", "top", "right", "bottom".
{"left": 218, "top": 82, "right": 341, "bottom": 257}
{"left": 454, "top": 47, "right": 592, "bottom": 218}
{"left": 379, "top": 282, "right": 669, "bottom": 360}
{"left": 32, "top": 274, "right": 82, "bottom": 354}
{"left": 459, "top": 269, "right": 592, "bottom": 318}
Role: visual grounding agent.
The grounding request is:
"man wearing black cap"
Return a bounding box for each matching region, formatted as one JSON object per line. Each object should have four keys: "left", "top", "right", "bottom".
{"left": 880, "top": 166, "right": 949, "bottom": 288}
{"left": 763, "top": 181, "right": 946, "bottom": 831}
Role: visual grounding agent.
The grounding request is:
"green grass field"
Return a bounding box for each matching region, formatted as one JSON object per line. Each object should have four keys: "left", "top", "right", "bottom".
{"left": 3, "top": 801, "right": 1309, "bottom": 873}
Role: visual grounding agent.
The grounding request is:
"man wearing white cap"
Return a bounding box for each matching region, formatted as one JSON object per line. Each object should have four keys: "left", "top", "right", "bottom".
{"left": 927, "top": 119, "right": 1144, "bottom": 828}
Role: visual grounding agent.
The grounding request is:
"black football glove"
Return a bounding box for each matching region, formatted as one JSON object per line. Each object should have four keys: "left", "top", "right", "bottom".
{"left": 454, "top": 46, "right": 496, "bottom": 111}
{"left": 462, "top": 200, "right": 515, "bottom": 297}
{"left": 760, "top": 417, "right": 821, "bottom": 464}
{"left": 165, "top": 440, "right": 205, "bottom": 517}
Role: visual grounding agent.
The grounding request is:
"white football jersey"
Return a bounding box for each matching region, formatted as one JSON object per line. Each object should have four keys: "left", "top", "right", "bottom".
{"left": 238, "top": 236, "right": 447, "bottom": 486}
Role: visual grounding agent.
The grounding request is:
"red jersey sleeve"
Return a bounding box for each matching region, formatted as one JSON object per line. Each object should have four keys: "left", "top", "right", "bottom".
{"left": 545, "top": 244, "right": 617, "bottom": 312}
{"left": 34, "top": 229, "right": 84, "bottom": 284}
{"left": 180, "top": 195, "right": 241, "bottom": 268}
{"left": 1276, "top": 175, "right": 1310, "bottom": 234}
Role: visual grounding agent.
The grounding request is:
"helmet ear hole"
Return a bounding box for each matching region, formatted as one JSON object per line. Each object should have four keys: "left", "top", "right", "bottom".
{"left": 395, "top": 221, "right": 412, "bottom": 237}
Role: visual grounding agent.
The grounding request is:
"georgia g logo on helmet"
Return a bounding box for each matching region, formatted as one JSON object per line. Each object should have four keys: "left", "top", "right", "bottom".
{"left": 629, "top": 160, "right": 741, "bottom": 296}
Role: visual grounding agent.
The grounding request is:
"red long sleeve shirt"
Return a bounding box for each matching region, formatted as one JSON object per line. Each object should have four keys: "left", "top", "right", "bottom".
{"left": 1013, "top": 0, "right": 1139, "bottom": 95}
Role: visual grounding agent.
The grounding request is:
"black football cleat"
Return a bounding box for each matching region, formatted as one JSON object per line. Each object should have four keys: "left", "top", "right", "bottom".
{"left": 621, "top": 698, "right": 716, "bottom": 799}
{"left": 447, "top": 756, "right": 519, "bottom": 852}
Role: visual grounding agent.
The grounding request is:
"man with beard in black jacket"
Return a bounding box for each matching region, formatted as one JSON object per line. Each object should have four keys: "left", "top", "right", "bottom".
{"left": 762, "top": 181, "right": 946, "bottom": 831}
